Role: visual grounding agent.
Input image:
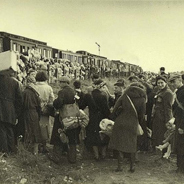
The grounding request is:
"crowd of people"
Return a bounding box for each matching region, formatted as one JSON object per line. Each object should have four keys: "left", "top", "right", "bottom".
{"left": 1, "top": 63, "right": 184, "bottom": 175}
{"left": 15, "top": 47, "right": 133, "bottom": 85}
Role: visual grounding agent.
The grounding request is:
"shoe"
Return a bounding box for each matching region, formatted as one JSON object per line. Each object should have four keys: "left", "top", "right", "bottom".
{"left": 156, "top": 146, "right": 163, "bottom": 151}
{"left": 129, "top": 164, "right": 135, "bottom": 173}
{"left": 94, "top": 157, "right": 100, "bottom": 161}
{"left": 115, "top": 167, "right": 123, "bottom": 172}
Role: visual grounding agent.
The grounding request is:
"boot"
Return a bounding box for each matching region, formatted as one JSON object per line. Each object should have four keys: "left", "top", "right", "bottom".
{"left": 115, "top": 151, "right": 123, "bottom": 172}
{"left": 129, "top": 153, "right": 135, "bottom": 173}
{"left": 68, "top": 144, "right": 77, "bottom": 163}
{"left": 101, "top": 146, "right": 107, "bottom": 160}
{"left": 93, "top": 146, "right": 99, "bottom": 161}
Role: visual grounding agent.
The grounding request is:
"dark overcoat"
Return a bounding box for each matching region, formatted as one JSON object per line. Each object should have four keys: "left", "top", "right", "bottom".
{"left": 173, "top": 85, "right": 184, "bottom": 155}
{"left": 0, "top": 75, "right": 22, "bottom": 125}
{"left": 80, "top": 89, "right": 110, "bottom": 147}
{"left": 109, "top": 85, "right": 146, "bottom": 153}
{"left": 53, "top": 85, "right": 80, "bottom": 145}
{"left": 23, "top": 86, "right": 42, "bottom": 143}
{"left": 152, "top": 86, "right": 173, "bottom": 147}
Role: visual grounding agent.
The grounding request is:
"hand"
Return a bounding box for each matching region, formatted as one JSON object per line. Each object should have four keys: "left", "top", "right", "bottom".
{"left": 178, "top": 128, "right": 184, "bottom": 134}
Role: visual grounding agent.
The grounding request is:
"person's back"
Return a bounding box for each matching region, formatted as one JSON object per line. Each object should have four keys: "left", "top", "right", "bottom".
{"left": 0, "top": 73, "right": 22, "bottom": 124}
{"left": 0, "top": 70, "right": 23, "bottom": 154}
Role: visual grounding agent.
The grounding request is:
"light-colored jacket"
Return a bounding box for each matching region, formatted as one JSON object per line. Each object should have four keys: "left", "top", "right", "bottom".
{"left": 35, "top": 81, "right": 54, "bottom": 108}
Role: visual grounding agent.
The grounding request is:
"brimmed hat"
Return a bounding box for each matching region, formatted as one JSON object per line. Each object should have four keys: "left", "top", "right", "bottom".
{"left": 58, "top": 76, "right": 70, "bottom": 83}
{"left": 169, "top": 73, "right": 181, "bottom": 82}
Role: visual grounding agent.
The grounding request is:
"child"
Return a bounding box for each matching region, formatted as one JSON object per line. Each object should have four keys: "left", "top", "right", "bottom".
{"left": 156, "top": 118, "right": 175, "bottom": 159}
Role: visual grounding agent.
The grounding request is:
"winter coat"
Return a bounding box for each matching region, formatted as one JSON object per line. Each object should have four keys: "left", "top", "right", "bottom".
{"left": 53, "top": 85, "right": 80, "bottom": 145}
{"left": 23, "top": 85, "right": 42, "bottom": 143}
{"left": 80, "top": 89, "right": 110, "bottom": 147}
{"left": 152, "top": 85, "right": 173, "bottom": 147}
{"left": 173, "top": 85, "right": 184, "bottom": 155}
{"left": 0, "top": 74, "right": 23, "bottom": 125}
{"left": 109, "top": 85, "right": 146, "bottom": 153}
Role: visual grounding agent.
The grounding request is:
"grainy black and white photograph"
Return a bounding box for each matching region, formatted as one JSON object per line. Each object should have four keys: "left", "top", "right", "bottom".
{"left": 0, "top": 0, "right": 184, "bottom": 183}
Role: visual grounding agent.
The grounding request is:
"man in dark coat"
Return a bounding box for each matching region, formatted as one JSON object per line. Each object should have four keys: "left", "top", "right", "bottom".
{"left": 0, "top": 69, "right": 23, "bottom": 154}
{"left": 170, "top": 74, "right": 184, "bottom": 173}
{"left": 52, "top": 76, "right": 80, "bottom": 163}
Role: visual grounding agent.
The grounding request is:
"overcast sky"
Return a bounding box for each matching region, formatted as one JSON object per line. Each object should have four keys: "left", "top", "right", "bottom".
{"left": 1, "top": 0, "right": 184, "bottom": 73}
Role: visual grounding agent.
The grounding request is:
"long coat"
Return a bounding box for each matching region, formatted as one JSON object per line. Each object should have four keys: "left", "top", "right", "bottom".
{"left": 53, "top": 85, "right": 80, "bottom": 145}
{"left": 23, "top": 85, "right": 42, "bottom": 143}
{"left": 152, "top": 86, "right": 173, "bottom": 147}
{"left": 0, "top": 74, "right": 23, "bottom": 125}
{"left": 173, "top": 85, "right": 184, "bottom": 155}
{"left": 80, "top": 89, "right": 110, "bottom": 147}
{"left": 109, "top": 85, "right": 146, "bottom": 153}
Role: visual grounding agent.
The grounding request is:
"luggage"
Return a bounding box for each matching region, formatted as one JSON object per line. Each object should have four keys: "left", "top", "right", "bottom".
{"left": 0, "top": 50, "right": 18, "bottom": 72}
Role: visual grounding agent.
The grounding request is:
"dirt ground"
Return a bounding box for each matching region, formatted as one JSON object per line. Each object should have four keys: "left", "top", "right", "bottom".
{"left": 1, "top": 144, "right": 184, "bottom": 184}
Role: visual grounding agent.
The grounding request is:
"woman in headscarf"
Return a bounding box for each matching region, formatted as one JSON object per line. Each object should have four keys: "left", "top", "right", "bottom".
{"left": 152, "top": 75, "right": 174, "bottom": 154}
{"left": 23, "top": 75, "right": 42, "bottom": 155}
{"left": 109, "top": 82, "right": 147, "bottom": 172}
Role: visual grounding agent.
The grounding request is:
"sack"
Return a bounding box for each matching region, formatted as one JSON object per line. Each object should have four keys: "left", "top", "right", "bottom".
{"left": 62, "top": 117, "right": 79, "bottom": 129}
{"left": 137, "top": 123, "right": 144, "bottom": 136}
{"left": 59, "top": 103, "right": 80, "bottom": 119}
{"left": 41, "top": 104, "right": 55, "bottom": 117}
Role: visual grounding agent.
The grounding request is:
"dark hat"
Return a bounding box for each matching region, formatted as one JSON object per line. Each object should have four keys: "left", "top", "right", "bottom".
{"left": 114, "top": 78, "right": 125, "bottom": 87}
{"left": 93, "top": 79, "right": 104, "bottom": 85}
{"left": 58, "top": 76, "right": 70, "bottom": 83}
{"left": 156, "top": 75, "right": 167, "bottom": 84}
{"left": 169, "top": 73, "right": 181, "bottom": 82}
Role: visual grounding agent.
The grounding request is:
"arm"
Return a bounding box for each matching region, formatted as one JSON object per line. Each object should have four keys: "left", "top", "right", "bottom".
{"left": 110, "top": 95, "right": 124, "bottom": 120}
{"left": 53, "top": 90, "right": 64, "bottom": 110}
{"left": 163, "top": 92, "right": 174, "bottom": 124}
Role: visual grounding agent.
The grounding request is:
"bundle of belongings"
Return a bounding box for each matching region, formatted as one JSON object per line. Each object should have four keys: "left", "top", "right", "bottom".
{"left": 58, "top": 105, "right": 89, "bottom": 143}
{"left": 99, "top": 118, "right": 114, "bottom": 138}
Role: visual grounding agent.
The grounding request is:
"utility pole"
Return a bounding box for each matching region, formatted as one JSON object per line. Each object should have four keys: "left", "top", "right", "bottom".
{"left": 95, "top": 42, "right": 100, "bottom": 56}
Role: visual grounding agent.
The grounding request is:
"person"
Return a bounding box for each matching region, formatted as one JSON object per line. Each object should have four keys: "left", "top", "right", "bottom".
{"left": 109, "top": 82, "right": 146, "bottom": 172}
{"left": 169, "top": 73, "right": 184, "bottom": 173}
{"left": 80, "top": 79, "right": 110, "bottom": 161}
{"left": 151, "top": 75, "right": 174, "bottom": 154}
{"left": 128, "top": 75, "right": 139, "bottom": 84}
{"left": 23, "top": 76, "right": 42, "bottom": 155}
{"left": 73, "top": 80, "right": 85, "bottom": 109}
{"left": 35, "top": 71, "right": 55, "bottom": 153}
{"left": 159, "top": 67, "right": 167, "bottom": 76}
{"left": 113, "top": 79, "right": 125, "bottom": 104}
{"left": 53, "top": 76, "right": 81, "bottom": 163}
{"left": 156, "top": 118, "right": 175, "bottom": 159}
{"left": 0, "top": 69, "right": 23, "bottom": 155}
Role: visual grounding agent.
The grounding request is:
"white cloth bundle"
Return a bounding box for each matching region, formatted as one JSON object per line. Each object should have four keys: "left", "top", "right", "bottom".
{"left": 99, "top": 119, "right": 114, "bottom": 137}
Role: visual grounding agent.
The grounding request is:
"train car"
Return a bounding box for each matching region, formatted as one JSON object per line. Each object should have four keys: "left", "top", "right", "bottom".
{"left": 52, "top": 48, "right": 83, "bottom": 64}
{"left": 0, "top": 32, "right": 52, "bottom": 58}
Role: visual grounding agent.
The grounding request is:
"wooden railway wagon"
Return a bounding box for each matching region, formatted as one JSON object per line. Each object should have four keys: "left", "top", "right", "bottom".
{"left": 0, "top": 32, "right": 52, "bottom": 58}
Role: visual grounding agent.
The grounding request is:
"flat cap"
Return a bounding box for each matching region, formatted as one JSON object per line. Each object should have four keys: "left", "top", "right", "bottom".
{"left": 169, "top": 73, "right": 181, "bottom": 82}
